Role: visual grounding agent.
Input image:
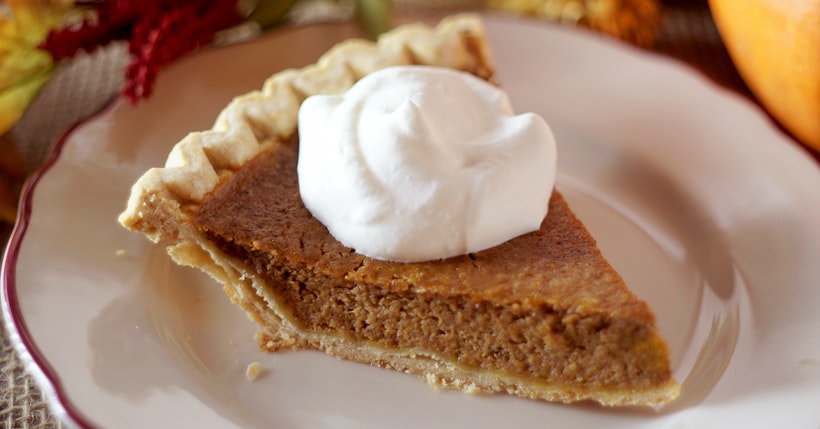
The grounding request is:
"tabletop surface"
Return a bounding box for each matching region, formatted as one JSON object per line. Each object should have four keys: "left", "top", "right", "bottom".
{"left": 0, "top": 1, "right": 796, "bottom": 427}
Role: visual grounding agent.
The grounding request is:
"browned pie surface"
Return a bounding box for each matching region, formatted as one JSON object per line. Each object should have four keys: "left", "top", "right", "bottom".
{"left": 192, "top": 138, "right": 673, "bottom": 392}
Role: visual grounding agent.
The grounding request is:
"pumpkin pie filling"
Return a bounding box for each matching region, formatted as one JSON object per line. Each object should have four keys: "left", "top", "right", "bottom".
{"left": 192, "top": 138, "right": 673, "bottom": 395}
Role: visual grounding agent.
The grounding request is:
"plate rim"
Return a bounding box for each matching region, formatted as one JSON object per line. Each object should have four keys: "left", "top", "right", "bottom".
{"left": 1, "top": 100, "right": 117, "bottom": 428}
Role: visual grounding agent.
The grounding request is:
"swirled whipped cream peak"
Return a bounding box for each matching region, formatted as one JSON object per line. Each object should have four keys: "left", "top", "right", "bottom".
{"left": 297, "top": 65, "right": 557, "bottom": 262}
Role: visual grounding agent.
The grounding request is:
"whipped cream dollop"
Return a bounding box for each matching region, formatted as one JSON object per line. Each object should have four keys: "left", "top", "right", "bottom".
{"left": 297, "top": 65, "right": 556, "bottom": 262}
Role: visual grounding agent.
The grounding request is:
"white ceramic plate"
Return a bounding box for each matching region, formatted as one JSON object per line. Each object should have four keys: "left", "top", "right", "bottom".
{"left": 4, "top": 13, "right": 820, "bottom": 429}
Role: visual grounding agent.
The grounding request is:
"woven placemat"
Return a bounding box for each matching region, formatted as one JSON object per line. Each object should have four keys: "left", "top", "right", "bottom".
{"left": 0, "top": 5, "right": 743, "bottom": 427}
{"left": 1, "top": 328, "right": 60, "bottom": 429}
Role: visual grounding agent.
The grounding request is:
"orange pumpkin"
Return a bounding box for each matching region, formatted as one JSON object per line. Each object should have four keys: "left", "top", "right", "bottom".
{"left": 708, "top": 0, "right": 820, "bottom": 152}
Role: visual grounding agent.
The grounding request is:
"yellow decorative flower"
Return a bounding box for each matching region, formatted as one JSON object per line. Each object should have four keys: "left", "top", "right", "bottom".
{"left": 0, "top": 0, "right": 74, "bottom": 135}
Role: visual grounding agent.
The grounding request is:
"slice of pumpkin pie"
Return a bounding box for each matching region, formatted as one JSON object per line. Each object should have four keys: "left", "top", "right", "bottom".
{"left": 119, "top": 14, "right": 680, "bottom": 407}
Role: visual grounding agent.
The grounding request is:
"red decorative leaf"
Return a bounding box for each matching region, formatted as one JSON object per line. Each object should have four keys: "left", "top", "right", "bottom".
{"left": 123, "top": 0, "right": 244, "bottom": 102}
{"left": 41, "top": 0, "right": 245, "bottom": 103}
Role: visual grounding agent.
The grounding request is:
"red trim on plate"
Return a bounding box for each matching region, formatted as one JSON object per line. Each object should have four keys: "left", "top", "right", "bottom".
{"left": 1, "top": 96, "right": 120, "bottom": 429}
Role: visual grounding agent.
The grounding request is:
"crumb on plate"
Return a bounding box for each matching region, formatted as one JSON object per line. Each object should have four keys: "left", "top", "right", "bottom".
{"left": 246, "top": 361, "right": 265, "bottom": 381}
